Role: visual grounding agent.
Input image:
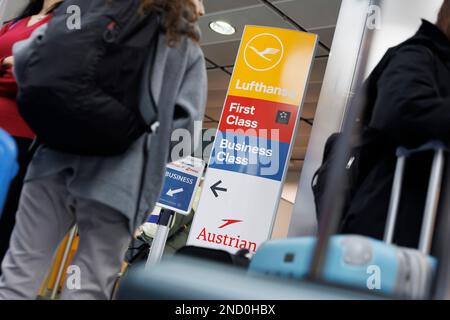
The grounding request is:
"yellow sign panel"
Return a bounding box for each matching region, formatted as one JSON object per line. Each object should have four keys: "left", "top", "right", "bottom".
{"left": 228, "top": 25, "right": 318, "bottom": 106}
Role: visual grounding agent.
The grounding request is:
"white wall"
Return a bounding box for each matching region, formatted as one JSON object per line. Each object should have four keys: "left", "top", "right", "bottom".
{"left": 289, "top": 0, "right": 444, "bottom": 237}
{"left": 289, "top": 0, "right": 372, "bottom": 236}
{"left": 0, "top": 0, "right": 29, "bottom": 25}
{"left": 271, "top": 198, "right": 294, "bottom": 239}
{"left": 269, "top": 170, "right": 301, "bottom": 239}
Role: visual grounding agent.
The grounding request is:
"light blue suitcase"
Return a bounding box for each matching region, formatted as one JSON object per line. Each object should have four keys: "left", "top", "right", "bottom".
{"left": 0, "top": 129, "right": 18, "bottom": 217}
{"left": 250, "top": 142, "right": 444, "bottom": 299}
{"left": 249, "top": 236, "right": 436, "bottom": 299}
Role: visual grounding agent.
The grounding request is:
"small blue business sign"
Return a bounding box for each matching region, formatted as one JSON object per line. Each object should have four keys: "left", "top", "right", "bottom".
{"left": 157, "top": 157, "right": 205, "bottom": 215}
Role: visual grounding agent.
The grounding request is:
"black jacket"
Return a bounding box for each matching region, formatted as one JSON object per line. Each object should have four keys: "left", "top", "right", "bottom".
{"left": 340, "top": 20, "right": 450, "bottom": 249}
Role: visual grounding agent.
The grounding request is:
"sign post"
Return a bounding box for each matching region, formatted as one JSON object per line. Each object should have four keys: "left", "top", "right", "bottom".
{"left": 187, "top": 26, "right": 318, "bottom": 254}
{"left": 146, "top": 156, "right": 205, "bottom": 267}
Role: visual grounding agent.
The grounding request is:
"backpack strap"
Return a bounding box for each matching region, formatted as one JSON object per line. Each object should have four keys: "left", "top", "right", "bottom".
{"left": 139, "top": 15, "right": 161, "bottom": 133}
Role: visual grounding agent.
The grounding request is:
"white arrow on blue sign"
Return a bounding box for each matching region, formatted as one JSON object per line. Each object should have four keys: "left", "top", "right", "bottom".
{"left": 166, "top": 188, "right": 184, "bottom": 197}
{"left": 157, "top": 157, "right": 205, "bottom": 215}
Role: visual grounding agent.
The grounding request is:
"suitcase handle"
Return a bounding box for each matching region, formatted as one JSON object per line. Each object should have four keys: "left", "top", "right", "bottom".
{"left": 396, "top": 141, "right": 448, "bottom": 158}
{"left": 384, "top": 141, "right": 447, "bottom": 255}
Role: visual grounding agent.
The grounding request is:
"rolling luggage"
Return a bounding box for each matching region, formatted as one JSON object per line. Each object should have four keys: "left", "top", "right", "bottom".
{"left": 176, "top": 246, "right": 251, "bottom": 268}
{"left": 0, "top": 128, "right": 18, "bottom": 217}
{"left": 249, "top": 141, "right": 445, "bottom": 299}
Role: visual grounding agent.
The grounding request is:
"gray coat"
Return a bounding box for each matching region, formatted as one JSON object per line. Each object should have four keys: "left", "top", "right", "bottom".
{"left": 14, "top": 28, "right": 207, "bottom": 233}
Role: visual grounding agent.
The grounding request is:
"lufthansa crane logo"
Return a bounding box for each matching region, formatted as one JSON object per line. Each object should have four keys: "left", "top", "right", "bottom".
{"left": 244, "top": 33, "right": 284, "bottom": 72}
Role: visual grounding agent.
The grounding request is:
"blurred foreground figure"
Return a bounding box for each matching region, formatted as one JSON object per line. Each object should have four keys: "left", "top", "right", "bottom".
{"left": 340, "top": 1, "right": 450, "bottom": 248}
{"left": 0, "top": 0, "right": 206, "bottom": 300}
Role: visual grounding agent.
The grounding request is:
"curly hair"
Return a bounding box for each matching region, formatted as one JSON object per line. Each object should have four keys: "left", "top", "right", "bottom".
{"left": 437, "top": 0, "right": 450, "bottom": 38}
{"left": 139, "top": 0, "right": 201, "bottom": 46}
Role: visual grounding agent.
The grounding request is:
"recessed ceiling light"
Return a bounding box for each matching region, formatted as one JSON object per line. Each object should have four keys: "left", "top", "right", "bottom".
{"left": 209, "top": 21, "right": 236, "bottom": 35}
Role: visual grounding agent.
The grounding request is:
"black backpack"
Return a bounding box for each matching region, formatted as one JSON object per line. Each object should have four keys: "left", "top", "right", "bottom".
{"left": 311, "top": 132, "right": 365, "bottom": 223}
{"left": 311, "top": 38, "right": 439, "bottom": 224}
{"left": 17, "top": 0, "right": 160, "bottom": 155}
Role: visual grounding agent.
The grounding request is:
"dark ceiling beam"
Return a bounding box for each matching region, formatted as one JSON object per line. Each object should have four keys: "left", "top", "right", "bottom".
{"left": 206, "top": 55, "right": 328, "bottom": 71}
{"left": 204, "top": 1, "right": 333, "bottom": 75}
{"left": 204, "top": 114, "right": 220, "bottom": 124}
{"left": 257, "top": 0, "right": 331, "bottom": 53}
{"left": 207, "top": 65, "right": 233, "bottom": 71}
{"left": 301, "top": 118, "right": 314, "bottom": 126}
{"left": 204, "top": 57, "right": 232, "bottom": 76}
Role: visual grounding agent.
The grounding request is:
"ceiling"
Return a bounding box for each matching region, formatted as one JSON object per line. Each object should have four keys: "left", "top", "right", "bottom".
{"left": 198, "top": 0, "right": 342, "bottom": 170}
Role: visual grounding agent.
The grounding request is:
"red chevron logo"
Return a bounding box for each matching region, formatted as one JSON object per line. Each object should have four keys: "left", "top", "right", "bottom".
{"left": 218, "top": 219, "right": 243, "bottom": 229}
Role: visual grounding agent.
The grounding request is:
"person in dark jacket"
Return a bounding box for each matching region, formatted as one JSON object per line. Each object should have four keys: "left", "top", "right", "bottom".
{"left": 340, "top": 1, "right": 450, "bottom": 249}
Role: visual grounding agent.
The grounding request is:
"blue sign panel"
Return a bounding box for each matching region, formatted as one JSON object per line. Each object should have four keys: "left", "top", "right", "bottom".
{"left": 208, "top": 131, "right": 290, "bottom": 181}
{"left": 157, "top": 167, "right": 199, "bottom": 214}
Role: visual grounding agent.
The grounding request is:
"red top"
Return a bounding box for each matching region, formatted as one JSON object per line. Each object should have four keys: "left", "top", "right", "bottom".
{"left": 0, "top": 15, "right": 52, "bottom": 139}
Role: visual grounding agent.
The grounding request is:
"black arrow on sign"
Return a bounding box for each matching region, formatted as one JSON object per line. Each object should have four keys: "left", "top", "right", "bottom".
{"left": 211, "top": 180, "right": 227, "bottom": 198}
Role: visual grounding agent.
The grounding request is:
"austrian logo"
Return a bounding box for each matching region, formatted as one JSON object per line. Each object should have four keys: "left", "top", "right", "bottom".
{"left": 244, "top": 33, "right": 284, "bottom": 72}
{"left": 195, "top": 219, "right": 257, "bottom": 252}
{"left": 218, "top": 219, "right": 243, "bottom": 229}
